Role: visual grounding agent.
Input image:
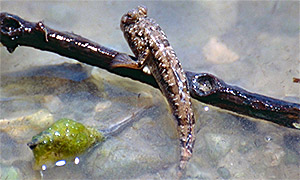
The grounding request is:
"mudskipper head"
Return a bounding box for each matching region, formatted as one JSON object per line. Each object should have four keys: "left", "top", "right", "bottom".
{"left": 120, "top": 6, "right": 148, "bottom": 31}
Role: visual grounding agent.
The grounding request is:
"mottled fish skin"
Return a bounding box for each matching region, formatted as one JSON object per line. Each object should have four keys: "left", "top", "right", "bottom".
{"left": 120, "top": 6, "right": 195, "bottom": 171}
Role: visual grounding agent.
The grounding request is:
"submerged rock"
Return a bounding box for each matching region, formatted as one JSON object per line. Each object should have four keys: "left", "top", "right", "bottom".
{"left": 217, "top": 166, "right": 231, "bottom": 179}
{"left": 0, "top": 164, "right": 20, "bottom": 180}
{"left": 27, "top": 118, "right": 105, "bottom": 170}
{"left": 0, "top": 109, "right": 54, "bottom": 141}
{"left": 263, "top": 142, "right": 286, "bottom": 167}
{"left": 85, "top": 111, "right": 178, "bottom": 179}
{"left": 204, "top": 133, "right": 233, "bottom": 163}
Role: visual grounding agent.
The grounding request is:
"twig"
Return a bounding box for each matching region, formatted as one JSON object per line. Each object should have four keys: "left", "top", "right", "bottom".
{"left": 1, "top": 12, "right": 299, "bottom": 130}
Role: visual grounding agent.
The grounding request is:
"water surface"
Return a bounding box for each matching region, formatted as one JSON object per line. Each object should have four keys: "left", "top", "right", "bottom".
{"left": 1, "top": 1, "right": 299, "bottom": 179}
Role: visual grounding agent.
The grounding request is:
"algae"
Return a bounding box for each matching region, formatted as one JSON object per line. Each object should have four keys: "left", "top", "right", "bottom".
{"left": 27, "top": 118, "right": 105, "bottom": 170}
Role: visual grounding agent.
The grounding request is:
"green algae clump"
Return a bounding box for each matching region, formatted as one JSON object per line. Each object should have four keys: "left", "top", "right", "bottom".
{"left": 27, "top": 118, "right": 105, "bottom": 170}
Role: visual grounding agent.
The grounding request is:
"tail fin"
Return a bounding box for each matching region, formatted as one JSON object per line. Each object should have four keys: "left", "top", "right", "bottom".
{"left": 176, "top": 147, "right": 193, "bottom": 179}
{"left": 179, "top": 146, "right": 193, "bottom": 169}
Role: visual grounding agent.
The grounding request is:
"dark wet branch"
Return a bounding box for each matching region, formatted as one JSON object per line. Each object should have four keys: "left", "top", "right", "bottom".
{"left": 186, "top": 72, "right": 300, "bottom": 129}
{"left": 1, "top": 12, "right": 299, "bottom": 130}
{"left": 293, "top": 77, "right": 300, "bottom": 83}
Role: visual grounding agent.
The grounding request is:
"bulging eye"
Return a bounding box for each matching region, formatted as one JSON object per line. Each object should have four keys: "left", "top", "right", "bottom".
{"left": 121, "top": 11, "right": 138, "bottom": 25}
{"left": 121, "top": 6, "right": 148, "bottom": 26}
{"left": 128, "top": 10, "right": 138, "bottom": 20}
{"left": 138, "top": 6, "right": 148, "bottom": 16}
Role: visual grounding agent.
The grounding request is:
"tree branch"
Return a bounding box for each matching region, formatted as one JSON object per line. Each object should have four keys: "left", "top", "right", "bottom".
{"left": 1, "top": 12, "right": 299, "bottom": 130}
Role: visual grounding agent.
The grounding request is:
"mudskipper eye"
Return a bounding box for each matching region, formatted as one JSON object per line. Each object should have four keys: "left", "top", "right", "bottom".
{"left": 138, "top": 6, "right": 148, "bottom": 16}
{"left": 128, "top": 10, "right": 138, "bottom": 20}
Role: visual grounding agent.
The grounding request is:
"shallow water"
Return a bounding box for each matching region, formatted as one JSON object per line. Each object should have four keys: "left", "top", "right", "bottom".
{"left": 1, "top": 1, "right": 299, "bottom": 179}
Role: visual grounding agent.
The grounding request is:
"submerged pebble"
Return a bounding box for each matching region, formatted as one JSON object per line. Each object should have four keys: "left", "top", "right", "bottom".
{"left": 0, "top": 164, "right": 20, "bottom": 180}
{"left": 217, "top": 166, "right": 231, "bottom": 179}
{"left": 238, "top": 141, "right": 253, "bottom": 154}
{"left": 284, "top": 149, "right": 299, "bottom": 165}
{"left": 0, "top": 109, "right": 54, "bottom": 141}
{"left": 27, "top": 118, "right": 105, "bottom": 170}
{"left": 41, "top": 95, "right": 64, "bottom": 113}
{"left": 204, "top": 133, "right": 233, "bottom": 163}
{"left": 202, "top": 37, "right": 239, "bottom": 64}
{"left": 94, "top": 101, "right": 112, "bottom": 112}
{"left": 263, "top": 142, "right": 286, "bottom": 167}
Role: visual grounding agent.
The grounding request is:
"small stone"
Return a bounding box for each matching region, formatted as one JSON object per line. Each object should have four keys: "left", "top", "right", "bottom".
{"left": 238, "top": 141, "right": 252, "bottom": 154}
{"left": 263, "top": 142, "right": 286, "bottom": 167}
{"left": 217, "top": 166, "right": 231, "bottom": 179}
{"left": 203, "top": 37, "right": 239, "bottom": 64}
{"left": 0, "top": 109, "right": 54, "bottom": 140}
{"left": 41, "top": 95, "right": 63, "bottom": 113}
{"left": 0, "top": 164, "right": 20, "bottom": 180}
{"left": 185, "top": 163, "right": 212, "bottom": 179}
{"left": 254, "top": 138, "right": 265, "bottom": 148}
{"left": 204, "top": 133, "right": 233, "bottom": 162}
{"left": 94, "top": 101, "right": 112, "bottom": 112}
{"left": 284, "top": 149, "right": 299, "bottom": 165}
{"left": 284, "top": 134, "right": 300, "bottom": 155}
